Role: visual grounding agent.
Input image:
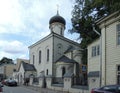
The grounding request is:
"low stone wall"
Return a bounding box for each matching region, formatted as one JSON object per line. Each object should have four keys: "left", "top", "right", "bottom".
{"left": 29, "top": 76, "right": 89, "bottom": 93}
{"left": 23, "top": 85, "right": 69, "bottom": 93}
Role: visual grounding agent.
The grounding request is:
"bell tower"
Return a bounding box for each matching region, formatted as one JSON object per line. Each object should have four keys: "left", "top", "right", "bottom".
{"left": 49, "top": 9, "right": 66, "bottom": 36}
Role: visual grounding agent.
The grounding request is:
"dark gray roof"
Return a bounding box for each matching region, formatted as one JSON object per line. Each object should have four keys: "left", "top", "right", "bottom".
{"left": 49, "top": 13, "right": 66, "bottom": 25}
{"left": 22, "top": 62, "right": 36, "bottom": 71}
{"left": 64, "top": 46, "right": 75, "bottom": 54}
{"left": 55, "top": 55, "right": 77, "bottom": 63}
{"left": 64, "top": 72, "right": 74, "bottom": 77}
{"left": 88, "top": 71, "right": 100, "bottom": 77}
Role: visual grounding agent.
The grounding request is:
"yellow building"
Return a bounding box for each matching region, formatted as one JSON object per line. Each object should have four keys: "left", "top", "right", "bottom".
{"left": 0, "top": 64, "right": 16, "bottom": 79}
{"left": 88, "top": 11, "right": 120, "bottom": 91}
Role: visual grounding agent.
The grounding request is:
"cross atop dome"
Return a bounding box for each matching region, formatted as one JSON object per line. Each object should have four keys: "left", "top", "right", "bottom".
{"left": 57, "top": 4, "right": 59, "bottom": 15}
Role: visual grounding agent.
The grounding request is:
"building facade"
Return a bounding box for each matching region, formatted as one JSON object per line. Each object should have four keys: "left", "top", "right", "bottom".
{"left": 88, "top": 11, "right": 120, "bottom": 91}
{"left": 0, "top": 64, "right": 16, "bottom": 80}
{"left": 29, "top": 11, "right": 83, "bottom": 79}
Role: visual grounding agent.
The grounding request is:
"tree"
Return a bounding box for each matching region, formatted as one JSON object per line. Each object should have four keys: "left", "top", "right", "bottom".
{"left": 0, "top": 57, "right": 14, "bottom": 65}
{"left": 70, "top": 0, "right": 120, "bottom": 64}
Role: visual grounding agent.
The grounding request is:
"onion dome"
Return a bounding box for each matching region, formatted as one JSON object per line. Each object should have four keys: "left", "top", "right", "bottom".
{"left": 49, "top": 11, "right": 66, "bottom": 25}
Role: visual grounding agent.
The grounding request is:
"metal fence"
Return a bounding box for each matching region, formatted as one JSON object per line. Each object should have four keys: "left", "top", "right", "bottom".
{"left": 52, "top": 77, "right": 64, "bottom": 84}
{"left": 72, "top": 76, "right": 88, "bottom": 86}
{"left": 33, "top": 77, "right": 39, "bottom": 84}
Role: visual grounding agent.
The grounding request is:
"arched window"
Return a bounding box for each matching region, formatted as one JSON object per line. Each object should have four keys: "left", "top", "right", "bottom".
{"left": 47, "top": 49, "right": 49, "bottom": 61}
{"left": 46, "top": 69, "right": 48, "bottom": 75}
{"left": 57, "top": 43, "right": 63, "bottom": 56}
{"left": 62, "top": 67, "right": 66, "bottom": 77}
{"left": 39, "top": 50, "right": 41, "bottom": 64}
{"left": 33, "top": 55, "right": 35, "bottom": 65}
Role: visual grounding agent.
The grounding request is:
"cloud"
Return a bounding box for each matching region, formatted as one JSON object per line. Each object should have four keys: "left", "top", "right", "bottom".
{"left": 0, "top": 0, "right": 79, "bottom": 60}
{"left": 0, "top": 40, "right": 28, "bottom": 59}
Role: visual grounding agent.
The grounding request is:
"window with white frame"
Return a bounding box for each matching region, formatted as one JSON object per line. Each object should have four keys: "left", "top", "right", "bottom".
{"left": 117, "top": 24, "right": 120, "bottom": 45}
{"left": 92, "top": 45, "right": 100, "bottom": 57}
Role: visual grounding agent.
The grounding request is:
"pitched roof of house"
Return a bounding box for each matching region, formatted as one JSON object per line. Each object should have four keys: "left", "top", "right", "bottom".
{"left": 22, "top": 62, "right": 36, "bottom": 71}
{"left": 96, "top": 11, "right": 120, "bottom": 25}
{"left": 55, "top": 55, "right": 77, "bottom": 63}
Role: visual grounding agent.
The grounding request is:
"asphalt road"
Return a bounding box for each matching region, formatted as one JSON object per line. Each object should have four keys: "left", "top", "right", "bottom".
{"left": 2, "top": 85, "right": 40, "bottom": 93}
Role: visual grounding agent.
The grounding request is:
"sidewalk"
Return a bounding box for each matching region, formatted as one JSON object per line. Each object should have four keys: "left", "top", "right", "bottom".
{"left": 21, "top": 85, "right": 69, "bottom": 93}
{"left": 21, "top": 85, "right": 41, "bottom": 92}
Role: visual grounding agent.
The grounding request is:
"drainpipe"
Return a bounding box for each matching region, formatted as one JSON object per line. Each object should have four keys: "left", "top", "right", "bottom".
{"left": 93, "top": 25, "right": 102, "bottom": 87}
{"left": 104, "top": 24, "right": 106, "bottom": 85}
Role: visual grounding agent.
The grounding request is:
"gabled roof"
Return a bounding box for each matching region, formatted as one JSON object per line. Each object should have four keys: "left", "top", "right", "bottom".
{"left": 55, "top": 55, "right": 77, "bottom": 63}
{"left": 29, "top": 32, "right": 80, "bottom": 48}
{"left": 96, "top": 11, "right": 120, "bottom": 25}
{"left": 22, "top": 62, "right": 36, "bottom": 71}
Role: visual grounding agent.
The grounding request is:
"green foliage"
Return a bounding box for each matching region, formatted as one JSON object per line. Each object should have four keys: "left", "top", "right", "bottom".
{"left": 71, "top": 0, "right": 120, "bottom": 64}
{"left": 0, "top": 57, "right": 14, "bottom": 65}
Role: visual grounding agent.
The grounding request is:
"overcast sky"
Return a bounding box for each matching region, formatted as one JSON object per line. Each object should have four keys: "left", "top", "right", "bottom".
{"left": 0, "top": 0, "right": 80, "bottom": 61}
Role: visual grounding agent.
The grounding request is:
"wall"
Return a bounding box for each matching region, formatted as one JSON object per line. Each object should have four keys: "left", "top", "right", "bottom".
{"left": 100, "top": 15, "right": 120, "bottom": 85}
{"left": 88, "top": 38, "right": 100, "bottom": 72}
{"left": 87, "top": 38, "right": 100, "bottom": 91}
{"left": 29, "top": 35, "right": 53, "bottom": 76}
{"left": 5, "top": 64, "right": 16, "bottom": 78}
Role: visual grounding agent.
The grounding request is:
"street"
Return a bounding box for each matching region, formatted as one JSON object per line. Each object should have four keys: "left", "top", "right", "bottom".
{"left": 2, "top": 85, "right": 40, "bottom": 93}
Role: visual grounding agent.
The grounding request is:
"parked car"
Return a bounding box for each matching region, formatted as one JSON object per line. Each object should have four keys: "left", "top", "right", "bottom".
{"left": 6, "top": 80, "right": 17, "bottom": 86}
{"left": 91, "top": 85, "right": 120, "bottom": 93}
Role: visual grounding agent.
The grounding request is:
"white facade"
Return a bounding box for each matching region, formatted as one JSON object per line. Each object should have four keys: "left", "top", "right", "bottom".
{"left": 29, "top": 13, "right": 82, "bottom": 78}
{"left": 29, "top": 33, "right": 81, "bottom": 77}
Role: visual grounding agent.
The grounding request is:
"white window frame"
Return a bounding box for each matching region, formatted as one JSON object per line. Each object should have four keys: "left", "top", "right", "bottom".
{"left": 92, "top": 45, "right": 100, "bottom": 57}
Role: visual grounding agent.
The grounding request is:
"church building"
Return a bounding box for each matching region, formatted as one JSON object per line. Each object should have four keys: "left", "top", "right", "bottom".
{"left": 28, "top": 11, "right": 83, "bottom": 78}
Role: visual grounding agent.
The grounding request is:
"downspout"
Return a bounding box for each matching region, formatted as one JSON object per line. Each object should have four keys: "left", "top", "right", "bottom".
{"left": 93, "top": 26, "right": 102, "bottom": 87}
{"left": 52, "top": 33, "right": 54, "bottom": 76}
{"left": 104, "top": 24, "right": 107, "bottom": 85}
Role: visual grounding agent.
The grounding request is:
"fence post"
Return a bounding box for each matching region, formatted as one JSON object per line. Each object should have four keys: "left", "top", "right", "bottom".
{"left": 46, "top": 75, "right": 52, "bottom": 89}
{"left": 29, "top": 76, "right": 33, "bottom": 85}
{"left": 63, "top": 73, "right": 73, "bottom": 92}
{"left": 39, "top": 76, "right": 45, "bottom": 88}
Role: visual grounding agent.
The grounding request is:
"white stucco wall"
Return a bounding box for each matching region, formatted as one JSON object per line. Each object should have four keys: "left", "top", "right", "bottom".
{"left": 88, "top": 38, "right": 100, "bottom": 72}
{"left": 29, "top": 35, "right": 53, "bottom": 76}
{"left": 87, "top": 38, "right": 100, "bottom": 91}
{"left": 29, "top": 33, "right": 81, "bottom": 77}
{"left": 53, "top": 35, "right": 80, "bottom": 62}
{"left": 18, "top": 63, "right": 25, "bottom": 84}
